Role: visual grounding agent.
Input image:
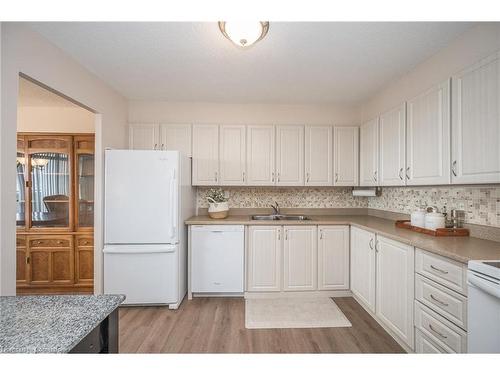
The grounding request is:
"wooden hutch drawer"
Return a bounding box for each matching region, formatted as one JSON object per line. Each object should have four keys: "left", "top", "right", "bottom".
{"left": 29, "top": 236, "right": 72, "bottom": 248}
{"left": 77, "top": 236, "right": 94, "bottom": 247}
{"left": 16, "top": 236, "right": 27, "bottom": 247}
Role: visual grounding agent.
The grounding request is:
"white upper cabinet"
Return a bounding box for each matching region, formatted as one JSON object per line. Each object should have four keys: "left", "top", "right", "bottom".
{"left": 192, "top": 124, "right": 219, "bottom": 185}
{"left": 247, "top": 226, "right": 281, "bottom": 292}
{"left": 305, "top": 125, "right": 332, "bottom": 186}
{"left": 452, "top": 51, "right": 500, "bottom": 184}
{"left": 317, "top": 225, "right": 350, "bottom": 290}
{"left": 246, "top": 125, "right": 276, "bottom": 186}
{"left": 333, "top": 126, "right": 359, "bottom": 186}
{"left": 360, "top": 118, "right": 379, "bottom": 186}
{"left": 406, "top": 80, "right": 451, "bottom": 185}
{"left": 129, "top": 123, "right": 159, "bottom": 150}
{"left": 276, "top": 125, "right": 305, "bottom": 186}
{"left": 375, "top": 235, "right": 415, "bottom": 349}
{"left": 219, "top": 125, "right": 246, "bottom": 185}
{"left": 283, "top": 226, "right": 317, "bottom": 291}
{"left": 159, "top": 123, "right": 192, "bottom": 156}
{"left": 350, "top": 226, "right": 376, "bottom": 312}
{"left": 379, "top": 104, "right": 406, "bottom": 186}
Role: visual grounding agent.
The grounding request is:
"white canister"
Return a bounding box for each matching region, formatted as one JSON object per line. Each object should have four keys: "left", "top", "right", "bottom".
{"left": 425, "top": 212, "right": 446, "bottom": 230}
{"left": 411, "top": 208, "right": 426, "bottom": 228}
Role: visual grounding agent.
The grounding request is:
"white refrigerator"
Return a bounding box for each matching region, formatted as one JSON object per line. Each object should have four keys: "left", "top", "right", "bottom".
{"left": 103, "top": 150, "right": 194, "bottom": 308}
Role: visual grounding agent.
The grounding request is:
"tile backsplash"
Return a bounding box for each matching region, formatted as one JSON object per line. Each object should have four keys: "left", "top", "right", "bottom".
{"left": 368, "top": 186, "right": 500, "bottom": 228}
{"left": 197, "top": 187, "right": 368, "bottom": 209}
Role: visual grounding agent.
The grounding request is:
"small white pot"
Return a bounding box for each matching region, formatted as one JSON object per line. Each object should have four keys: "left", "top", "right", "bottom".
{"left": 208, "top": 201, "right": 229, "bottom": 219}
{"left": 425, "top": 212, "right": 445, "bottom": 230}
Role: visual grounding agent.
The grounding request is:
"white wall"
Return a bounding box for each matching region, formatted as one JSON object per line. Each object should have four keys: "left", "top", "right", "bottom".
{"left": 361, "top": 23, "right": 500, "bottom": 120}
{"left": 0, "top": 23, "right": 128, "bottom": 295}
{"left": 129, "top": 100, "right": 361, "bottom": 126}
{"left": 18, "top": 105, "right": 95, "bottom": 133}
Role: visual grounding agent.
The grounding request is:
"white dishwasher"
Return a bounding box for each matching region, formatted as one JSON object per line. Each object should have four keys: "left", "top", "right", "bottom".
{"left": 191, "top": 225, "right": 245, "bottom": 294}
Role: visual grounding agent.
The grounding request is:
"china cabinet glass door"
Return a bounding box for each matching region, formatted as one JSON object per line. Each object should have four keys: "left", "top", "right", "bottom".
{"left": 74, "top": 136, "right": 95, "bottom": 230}
{"left": 16, "top": 138, "right": 26, "bottom": 228}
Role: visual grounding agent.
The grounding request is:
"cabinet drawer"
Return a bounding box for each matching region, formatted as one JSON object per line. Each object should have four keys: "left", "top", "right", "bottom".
{"left": 16, "top": 236, "right": 26, "bottom": 247}
{"left": 415, "top": 248, "right": 467, "bottom": 296}
{"left": 415, "top": 301, "right": 467, "bottom": 353}
{"left": 415, "top": 328, "right": 447, "bottom": 353}
{"left": 29, "top": 237, "right": 71, "bottom": 248}
{"left": 77, "top": 237, "right": 94, "bottom": 247}
{"left": 415, "top": 274, "right": 467, "bottom": 330}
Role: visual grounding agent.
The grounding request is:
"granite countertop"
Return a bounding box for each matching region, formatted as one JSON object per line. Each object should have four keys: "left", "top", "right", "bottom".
{"left": 185, "top": 215, "right": 500, "bottom": 264}
{"left": 0, "top": 294, "right": 125, "bottom": 353}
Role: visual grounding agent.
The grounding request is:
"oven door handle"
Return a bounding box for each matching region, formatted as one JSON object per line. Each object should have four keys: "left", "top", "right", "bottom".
{"left": 468, "top": 272, "right": 500, "bottom": 299}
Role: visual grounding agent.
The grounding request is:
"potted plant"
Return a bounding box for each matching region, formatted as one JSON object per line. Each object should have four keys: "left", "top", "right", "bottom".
{"left": 206, "top": 188, "right": 229, "bottom": 219}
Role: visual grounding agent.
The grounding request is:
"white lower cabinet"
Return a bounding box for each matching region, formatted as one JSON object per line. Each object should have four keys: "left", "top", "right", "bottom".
{"left": 283, "top": 226, "right": 317, "bottom": 291}
{"left": 351, "top": 227, "right": 415, "bottom": 350}
{"left": 350, "top": 227, "right": 376, "bottom": 312}
{"left": 247, "top": 226, "right": 281, "bottom": 292}
{"left": 318, "top": 225, "right": 349, "bottom": 290}
{"left": 415, "top": 329, "right": 447, "bottom": 353}
{"left": 247, "top": 225, "right": 349, "bottom": 293}
{"left": 375, "top": 235, "right": 415, "bottom": 349}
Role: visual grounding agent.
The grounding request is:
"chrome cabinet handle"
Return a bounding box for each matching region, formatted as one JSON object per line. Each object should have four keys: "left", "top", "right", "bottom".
{"left": 154, "top": 143, "right": 158, "bottom": 150}
{"left": 306, "top": 173, "right": 310, "bottom": 183}
{"left": 320, "top": 229, "right": 323, "bottom": 240}
{"left": 430, "top": 264, "right": 449, "bottom": 274}
{"left": 277, "top": 229, "right": 281, "bottom": 240}
{"left": 406, "top": 166, "right": 410, "bottom": 180}
{"left": 452, "top": 160, "right": 457, "bottom": 177}
{"left": 214, "top": 171, "right": 218, "bottom": 182}
{"left": 430, "top": 294, "right": 449, "bottom": 307}
{"left": 373, "top": 170, "right": 377, "bottom": 182}
{"left": 399, "top": 168, "right": 403, "bottom": 180}
{"left": 375, "top": 240, "right": 379, "bottom": 253}
{"left": 272, "top": 172, "right": 275, "bottom": 183}
{"left": 242, "top": 171, "right": 245, "bottom": 182}
{"left": 277, "top": 172, "right": 280, "bottom": 182}
{"left": 285, "top": 229, "right": 288, "bottom": 240}
{"left": 429, "top": 324, "right": 447, "bottom": 339}
{"left": 369, "top": 238, "right": 374, "bottom": 250}
{"left": 335, "top": 173, "right": 339, "bottom": 183}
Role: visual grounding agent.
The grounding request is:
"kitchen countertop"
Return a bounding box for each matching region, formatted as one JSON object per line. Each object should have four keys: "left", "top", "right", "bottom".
{"left": 185, "top": 215, "right": 500, "bottom": 264}
{"left": 0, "top": 294, "right": 125, "bottom": 353}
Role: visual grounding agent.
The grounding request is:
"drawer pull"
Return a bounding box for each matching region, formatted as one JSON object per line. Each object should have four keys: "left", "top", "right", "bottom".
{"left": 430, "top": 265, "right": 449, "bottom": 274}
{"left": 430, "top": 294, "right": 449, "bottom": 307}
{"left": 429, "top": 324, "right": 447, "bottom": 339}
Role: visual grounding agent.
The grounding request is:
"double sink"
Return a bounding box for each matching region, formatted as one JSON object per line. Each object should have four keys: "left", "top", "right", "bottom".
{"left": 251, "top": 214, "right": 311, "bottom": 221}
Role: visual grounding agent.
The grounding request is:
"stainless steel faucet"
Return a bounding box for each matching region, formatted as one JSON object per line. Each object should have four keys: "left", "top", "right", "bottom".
{"left": 270, "top": 201, "right": 280, "bottom": 215}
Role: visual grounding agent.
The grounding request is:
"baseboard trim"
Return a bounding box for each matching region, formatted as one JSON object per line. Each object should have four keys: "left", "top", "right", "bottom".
{"left": 244, "top": 290, "right": 352, "bottom": 299}
{"left": 192, "top": 292, "right": 244, "bottom": 298}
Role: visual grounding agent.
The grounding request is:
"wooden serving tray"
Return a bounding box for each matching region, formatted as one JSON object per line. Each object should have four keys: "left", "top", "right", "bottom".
{"left": 395, "top": 220, "right": 469, "bottom": 237}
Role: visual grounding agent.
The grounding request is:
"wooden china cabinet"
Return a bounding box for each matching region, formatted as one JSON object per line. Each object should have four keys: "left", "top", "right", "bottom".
{"left": 16, "top": 133, "right": 95, "bottom": 295}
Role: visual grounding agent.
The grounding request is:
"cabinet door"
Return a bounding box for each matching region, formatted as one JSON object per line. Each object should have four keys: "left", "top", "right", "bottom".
{"left": 129, "top": 123, "right": 159, "bottom": 150}
{"left": 246, "top": 125, "right": 276, "bottom": 185}
{"left": 74, "top": 136, "right": 95, "bottom": 231}
{"left": 407, "top": 80, "right": 450, "bottom": 185}
{"left": 75, "top": 235, "right": 94, "bottom": 286}
{"left": 247, "top": 226, "right": 281, "bottom": 292}
{"left": 16, "top": 235, "right": 28, "bottom": 285}
{"left": 219, "top": 125, "right": 246, "bottom": 185}
{"left": 333, "top": 126, "right": 359, "bottom": 186}
{"left": 276, "top": 125, "right": 304, "bottom": 186}
{"left": 379, "top": 104, "right": 406, "bottom": 186}
{"left": 305, "top": 125, "right": 332, "bottom": 186}
{"left": 318, "top": 226, "right": 349, "bottom": 290}
{"left": 359, "top": 118, "right": 379, "bottom": 186}
{"left": 159, "top": 124, "right": 192, "bottom": 156}
{"left": 192, "top": 124, "right": 219, "bottom": 185}
{"left": 283, "top": 226, "right": 317, "bottom": 291}
{"left": 350, "top": 227, "right": 376, "bottom": 312}
{"left": 376, "top": 235, "right": 415, "bottom": 349}
{"left": 28, "top": 236, "right": 74, "bottom": 286}
{"left": 452, "top": 52, "right": 500, "bottom": 184}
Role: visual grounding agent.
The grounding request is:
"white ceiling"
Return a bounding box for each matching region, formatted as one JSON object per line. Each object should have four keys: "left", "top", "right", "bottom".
{"left": 28, "top": 22, "right": 475, "bottom": 105}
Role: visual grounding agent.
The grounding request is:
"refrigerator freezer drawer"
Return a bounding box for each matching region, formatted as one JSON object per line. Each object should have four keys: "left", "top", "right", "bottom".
{"left": 104, "top": 246, "right": 178, "bottom": 305}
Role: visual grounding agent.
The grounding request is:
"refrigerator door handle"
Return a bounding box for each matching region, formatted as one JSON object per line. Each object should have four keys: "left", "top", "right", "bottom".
{"left": 170, "top": 169, "right": 177, "bottom": 240}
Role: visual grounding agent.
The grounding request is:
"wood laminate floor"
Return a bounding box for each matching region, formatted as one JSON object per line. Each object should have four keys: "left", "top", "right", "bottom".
{"left": 118, "top": 297, "right": 405, "bottom": 353}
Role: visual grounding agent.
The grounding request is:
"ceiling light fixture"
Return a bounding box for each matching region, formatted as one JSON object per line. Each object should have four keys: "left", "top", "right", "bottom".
{"left": 218, "top": 21, "right": 269, "bottom": 48}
